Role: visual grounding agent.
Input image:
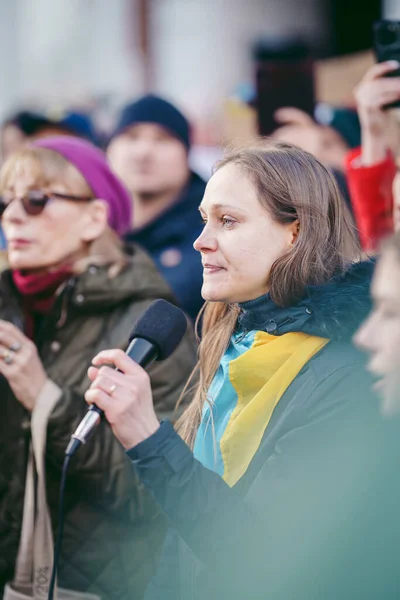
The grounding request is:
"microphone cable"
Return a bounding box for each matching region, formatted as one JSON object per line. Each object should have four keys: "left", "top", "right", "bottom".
{"left": 47, "top": 454, "right": 71, "bottom": 600}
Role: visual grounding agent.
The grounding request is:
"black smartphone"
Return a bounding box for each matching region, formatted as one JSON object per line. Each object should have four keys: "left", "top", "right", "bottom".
{"left": 373, "top": 19, "right": 400, "bottom": 109}
{"left": 253, "top": 38, "right": 315, "bottom": 136}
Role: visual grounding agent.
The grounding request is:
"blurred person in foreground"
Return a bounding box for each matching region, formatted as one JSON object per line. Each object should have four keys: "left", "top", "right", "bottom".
{"left": 345, "top": 61, "right": 400, "bottom": 252}
{"left": 0, "top": 136, "right": 196, "bottom": 599}
{"left": 84, "top": 142, "right": 400, "bottom": 599}
{"left": 107, "top": 95, "right": 206, "bottom": 321}
{"left": 355, "top": 231, "right": 400, "bottom": 413}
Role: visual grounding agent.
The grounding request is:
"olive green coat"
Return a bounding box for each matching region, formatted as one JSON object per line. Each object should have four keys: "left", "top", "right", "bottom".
{"left": 0, "top": 244, "right": 197, "bottom": 600}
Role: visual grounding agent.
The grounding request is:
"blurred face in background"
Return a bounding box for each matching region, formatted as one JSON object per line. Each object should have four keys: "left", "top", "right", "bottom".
{"left": 107, "top": 123, "right": 190, "bottom": 198}
{"left": 355, "top": 248, "right": 400, "bottom": 415}
{"left": 0, "top": 150, "right": 107, "bottom": 271}
{"left": 1, "top": 125, "right": 78, "bottom": 166}
{"left": 1, "top": 125, "right": 26, "bottom": 163}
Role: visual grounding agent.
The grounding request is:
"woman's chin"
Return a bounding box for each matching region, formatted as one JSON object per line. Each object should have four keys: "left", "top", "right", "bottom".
{"left": 7, "top": 255, "right": 45, "bottom": 271}
{"left": 8, "top": 259, "right": 28, "bottom": 271}
{"left": 380, "top": 376, "right": 400, "bottom": 417}
{"left": 201, "top": 289, "right": 237, "bottom": 304}
{"left": 201, "top": 281, "right": 227, "bottom": 302}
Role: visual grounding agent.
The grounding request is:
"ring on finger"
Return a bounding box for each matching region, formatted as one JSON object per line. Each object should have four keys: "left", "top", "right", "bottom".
{"left": 9, "top": 342, "right": 21, "bottom": 353}
{"left": 109, "top": 383, "right": 117, "bottom": 395}
{"left": 1, "top": 349, "right": 13, "bottom": 365}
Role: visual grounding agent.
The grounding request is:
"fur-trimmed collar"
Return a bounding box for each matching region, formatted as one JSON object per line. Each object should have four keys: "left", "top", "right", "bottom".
{"left": 238, "top": 260, "right": 374, "bottom": 342}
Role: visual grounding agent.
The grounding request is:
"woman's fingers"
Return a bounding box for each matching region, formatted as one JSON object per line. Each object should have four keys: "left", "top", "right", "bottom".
{"left": 85, "top": 387, "right": 113, "bottom": 411}
{"left": 355, "top": 78, "right": 400, "bottom": 112}
{"left": 362, "top": 61, "right": 400, "bottom": 81}
{"left": 87, "top": 365, "right": 99, "bottom": 381}
{"left": 87, "top": 365, "right": 141, "bottom": 398}
{"left": 375, "top": 78, "right": 400, "bottom": 95}
{"left": 91, "top": 349, "right": 142, "bottom": 375}
{"left": 0, "top": 320, "right": 24, "bottom": 336}
{"left": 379, "top": 87, "right": 400, "bottom": 103}
{"left": 86, "top": 349, "right": 158, "bottom": 449}
{"left": 0, "top": 320, "right": 25, "bottom": 349}
{"left": 88, "top": 364, "right": 121, "bottom": 382}
{"left": 0, "top": 344, "right": 18, "bottom": 369}
{"left": 90, "top": 375, "right": 116, "bottom": 394}
{"left": 87, "top": 363, "right": 148, "bottom": 402}
{"left": 89, "top": 372, "right": 125, "bottom": 395}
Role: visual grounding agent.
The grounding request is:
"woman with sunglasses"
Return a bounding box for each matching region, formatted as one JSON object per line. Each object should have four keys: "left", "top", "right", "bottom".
{"left": 0, "top": 136, "right": 196, "bottom": 600}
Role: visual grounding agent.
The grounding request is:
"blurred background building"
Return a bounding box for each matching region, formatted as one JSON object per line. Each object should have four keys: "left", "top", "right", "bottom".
{"left": 0, "top": 0, "right": 395, "bottom": 155}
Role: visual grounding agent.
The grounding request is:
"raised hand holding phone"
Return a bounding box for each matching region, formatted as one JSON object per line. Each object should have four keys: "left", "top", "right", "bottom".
{"left": 354, "top": 60, "right": 400, "bottom": 165}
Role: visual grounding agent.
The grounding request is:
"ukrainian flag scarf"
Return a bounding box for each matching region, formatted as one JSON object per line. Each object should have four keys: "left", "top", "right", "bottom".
{"left": 193, "top": 329, "right": 329, "bottom": 486}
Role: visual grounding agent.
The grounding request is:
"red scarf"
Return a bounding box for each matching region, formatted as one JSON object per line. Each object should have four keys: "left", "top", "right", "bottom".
{"left": 12, "top": 269, "right": 72, "bottom": 338}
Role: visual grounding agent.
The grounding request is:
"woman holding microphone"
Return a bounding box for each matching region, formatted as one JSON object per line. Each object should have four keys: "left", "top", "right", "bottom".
{"left": 86, "top": 142, "right": 389, "bottom": 600}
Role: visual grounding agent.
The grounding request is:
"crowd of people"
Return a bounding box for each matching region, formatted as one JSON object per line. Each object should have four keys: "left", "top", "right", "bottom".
{"left": 0, "top": 47, "right": 400, "bottom": 600}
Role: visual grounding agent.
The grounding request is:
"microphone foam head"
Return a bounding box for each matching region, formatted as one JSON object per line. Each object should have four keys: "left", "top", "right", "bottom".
{"left": 129, "top": 299, "right": 188, "bottom": 361}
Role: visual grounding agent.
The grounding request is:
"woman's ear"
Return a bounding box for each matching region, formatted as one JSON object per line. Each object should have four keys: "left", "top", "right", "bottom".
{"left": 80, "top": 199, "right": 109, "bottom": 243}
{"left": 289, "top": 219, "right": 300, "bottom": 246}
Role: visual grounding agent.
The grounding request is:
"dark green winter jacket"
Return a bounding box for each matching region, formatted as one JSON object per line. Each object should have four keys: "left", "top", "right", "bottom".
{"left": 131, "top": 260, "right": 400, "bottom": 600}
{"left": 0, "top": 243, "right": 197, "bottom": 600}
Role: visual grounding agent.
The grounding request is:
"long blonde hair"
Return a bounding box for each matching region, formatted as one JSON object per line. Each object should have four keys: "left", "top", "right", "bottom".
{"left": 0, "top": 146, "right": 127, "bottom": 274}
{"left": 176, "top": 141, "right": 361, "bottom": 447}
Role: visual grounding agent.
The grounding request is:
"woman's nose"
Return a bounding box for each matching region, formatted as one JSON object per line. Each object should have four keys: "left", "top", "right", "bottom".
{"left": 353, "top": 313, "right": 376, "bottom": 353}
{"left": 2, "top": 198, "right": 27, "bottom": 224}
{"left": 193, "top": 225, "right": 218, "bottom": 253}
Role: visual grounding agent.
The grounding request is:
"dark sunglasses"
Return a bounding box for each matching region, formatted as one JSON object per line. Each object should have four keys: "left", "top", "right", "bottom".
{"left": 0, "top": 190, "right": 93, "bottom": 218}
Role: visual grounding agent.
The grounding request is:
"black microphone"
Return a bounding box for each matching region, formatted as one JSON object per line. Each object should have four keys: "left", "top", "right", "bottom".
{"left": 65, "top": 299, "right": 188, "bottom": 457}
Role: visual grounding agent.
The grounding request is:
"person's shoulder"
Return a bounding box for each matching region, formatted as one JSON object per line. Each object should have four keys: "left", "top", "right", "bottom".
{"left": 122, "top": 243, "right": 177, "bottom": 299}
{"left": 310, "top": 339, "right": 367, "bottom": 377}
{"left": 179, "top": 172, "right": 207, "bottom": 215}
{"left": 298, "top": 340, "right": 376, "bottom": 423}
{"left": 75, "top": 245, "right": 179, "bottom": 340}
{"left": 108, "top": 245, "right": 196, "bottom": 325}
{"left": 305, "top": 339, "right": 371, "bottom": 396}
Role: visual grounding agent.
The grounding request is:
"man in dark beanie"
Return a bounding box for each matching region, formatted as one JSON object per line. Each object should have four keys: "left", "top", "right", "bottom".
{"left": 107, "top": 95, "right": 206, "bottom": 321}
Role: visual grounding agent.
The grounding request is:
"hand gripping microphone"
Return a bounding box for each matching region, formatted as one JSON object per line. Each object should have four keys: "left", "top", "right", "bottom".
{"left": 65, "top": 299, "right": 188, "bottom": 457}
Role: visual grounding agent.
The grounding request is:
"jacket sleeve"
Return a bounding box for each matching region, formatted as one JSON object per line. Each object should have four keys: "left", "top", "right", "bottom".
{"left": 345, "top": 147, "right": 396, "bottom": 251}
{"left": 39, "top": 317, "right": 197, "bottom": 511}
{"left": 128, "top": 367, "right": 400, "bottom": 598}
{"left": 41, "top": 381, "right": 141, "bottom": 512}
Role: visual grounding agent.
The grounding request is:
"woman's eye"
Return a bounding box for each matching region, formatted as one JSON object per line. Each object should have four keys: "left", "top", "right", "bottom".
{"left": 221, "top": 216, "right": 235, "bottom": 227}
{"left": 199, "top": 215, "right": 236, "bottom": 227}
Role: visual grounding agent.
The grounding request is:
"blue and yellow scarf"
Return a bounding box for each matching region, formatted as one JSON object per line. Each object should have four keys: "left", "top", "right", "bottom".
{"left": 194, "top": 329, "right": 329, "bottom": 486}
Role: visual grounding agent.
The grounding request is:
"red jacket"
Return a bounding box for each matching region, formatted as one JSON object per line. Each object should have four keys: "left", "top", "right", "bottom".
{"left": 345, "top": 147, "right": 396, "bottom": 251}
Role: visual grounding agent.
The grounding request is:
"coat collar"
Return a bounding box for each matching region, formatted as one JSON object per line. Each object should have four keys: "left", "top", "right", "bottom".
{"left": 0, "top": 243, "right": 175, "bottom": 315}
{"left": 238, "top": 260, "right": 374, "bottom": 342}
